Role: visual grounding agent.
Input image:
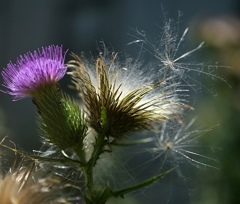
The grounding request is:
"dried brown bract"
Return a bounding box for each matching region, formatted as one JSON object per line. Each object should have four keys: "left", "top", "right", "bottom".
{"left": 68, "top": 52, "right": 186, "bottom": 140}
{"left": 0, "top": 160, "right": 70, "bottom": 204}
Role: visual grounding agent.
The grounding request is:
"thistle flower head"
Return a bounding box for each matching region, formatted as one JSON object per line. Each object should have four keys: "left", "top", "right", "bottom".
{"left": 68, "top": 50, "right": 186, "bottom": 140}
{"left": 1, "top": 45, "right": 67, "bottom": 100}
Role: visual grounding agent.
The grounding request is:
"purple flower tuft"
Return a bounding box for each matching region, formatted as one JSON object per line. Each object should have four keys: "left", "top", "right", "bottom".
{"left": 1, "top": 45, "right": 67, "bottom": 100}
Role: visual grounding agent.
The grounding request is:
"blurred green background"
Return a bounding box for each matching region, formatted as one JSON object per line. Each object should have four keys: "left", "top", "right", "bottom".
{"left": 0, "top": 0, "right": 239, "bottom": 203}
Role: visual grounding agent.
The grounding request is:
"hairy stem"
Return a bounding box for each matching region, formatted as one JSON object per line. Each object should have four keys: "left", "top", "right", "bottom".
{"left": 83, "top": 134, "right": 106, "bottom": 203}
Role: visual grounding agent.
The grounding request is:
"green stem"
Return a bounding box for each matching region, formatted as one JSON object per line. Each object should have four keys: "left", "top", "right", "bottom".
{"left": 87, "top": 135, "right": 105, "bottom": 189}
{"left": 73, "top": 145, "right": 87, "bottom": 165}
{"left": 95, "top": 168, "right": 175, "bottom": 203}
{"left": 112, "top": 168, "right": 175, "bottom": 198}
{"left": 83, "top": 134, "right": 106, "bottom": 202}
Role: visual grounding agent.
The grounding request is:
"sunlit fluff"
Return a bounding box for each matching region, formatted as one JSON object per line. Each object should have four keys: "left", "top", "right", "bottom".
{"left": 1, "top": 45, "right": 67, "bottom": 100}
{"left": 0, "top": 162, "right": 69, "bottom": 204}
{"left": 129, "top": 17, "right": 229, "bottom": 91}
{"left": 151, "top": 119, "right": 219, "bottom": 170}
{"left": 68, "top": 49, "right": 187, "bottom": 139}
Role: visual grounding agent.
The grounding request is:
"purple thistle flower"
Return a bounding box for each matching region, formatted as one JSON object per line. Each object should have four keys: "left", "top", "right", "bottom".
{"left": 1, "top": 45, "right": 67, "bottom": 100}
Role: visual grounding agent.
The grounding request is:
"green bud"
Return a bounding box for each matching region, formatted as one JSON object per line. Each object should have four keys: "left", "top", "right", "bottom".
{"left": 33, "top": 84, "right": 87, "bottom": 151}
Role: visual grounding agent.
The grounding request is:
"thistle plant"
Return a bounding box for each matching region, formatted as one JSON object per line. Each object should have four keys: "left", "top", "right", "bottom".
{"left": 0, "top": 18, "right": 226, "bottom": 203}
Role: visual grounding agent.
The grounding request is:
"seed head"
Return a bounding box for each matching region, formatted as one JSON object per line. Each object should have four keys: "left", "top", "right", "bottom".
{"left": 151, "top": 119, "right": 219, "bottom": 170}
{"left": 68, "top": 50, "right": 186, "bottom": 140}
{"left": 0, "top": 161, "right": 69, "bottom": 204}
{"left": 129, "top": 16, "right": 230, "bottom": 92}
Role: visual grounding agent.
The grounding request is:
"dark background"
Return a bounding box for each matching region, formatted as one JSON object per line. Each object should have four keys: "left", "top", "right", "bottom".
{"left": 0, "top": 1, "right": 239, "bottom": 203}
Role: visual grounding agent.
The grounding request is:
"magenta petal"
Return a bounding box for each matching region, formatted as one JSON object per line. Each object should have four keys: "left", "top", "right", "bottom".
{"left": 1, "top": 45, "right": 67, "bottom": 100}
